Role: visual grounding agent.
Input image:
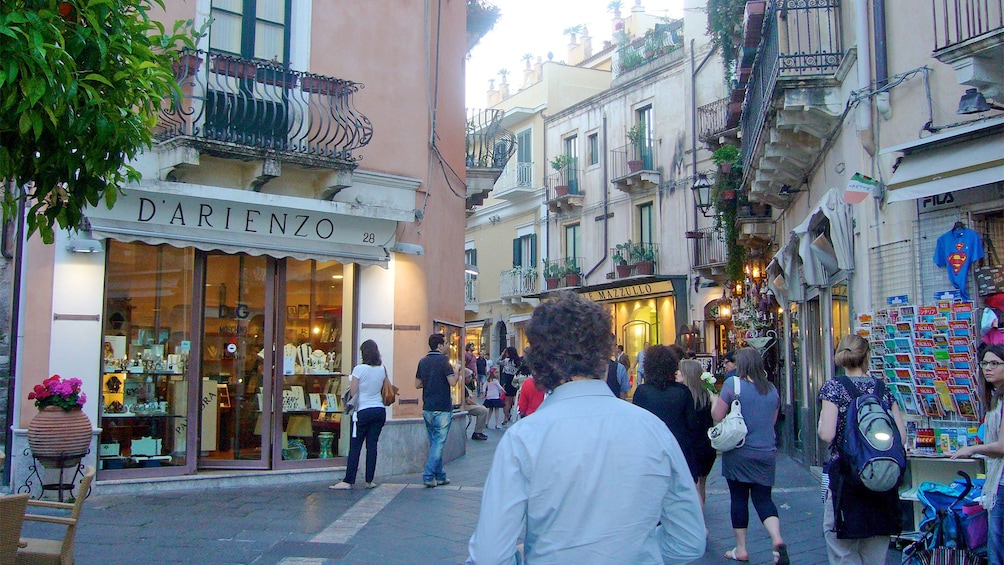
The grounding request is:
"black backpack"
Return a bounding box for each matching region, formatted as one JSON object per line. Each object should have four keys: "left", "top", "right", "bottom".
{"left": 836, "top": 375, "right": 906, "bottom": 492}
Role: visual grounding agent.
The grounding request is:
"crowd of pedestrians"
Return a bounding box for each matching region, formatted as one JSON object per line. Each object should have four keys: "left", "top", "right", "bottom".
{"left": 325, "top": 294, "right": 1004, "bottom": 564}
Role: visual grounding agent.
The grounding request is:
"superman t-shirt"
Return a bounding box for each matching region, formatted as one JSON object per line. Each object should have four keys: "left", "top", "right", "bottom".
{"left": 933, "top": 227, "right": 984, "bottom": 300}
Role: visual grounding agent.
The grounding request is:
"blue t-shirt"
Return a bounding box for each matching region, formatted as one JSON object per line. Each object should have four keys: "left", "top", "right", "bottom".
{"left": 416, "top": 350, "right": 454, "bottom": 411}
{"left": 933, "top": 227, "right": 984, "bottom": 300}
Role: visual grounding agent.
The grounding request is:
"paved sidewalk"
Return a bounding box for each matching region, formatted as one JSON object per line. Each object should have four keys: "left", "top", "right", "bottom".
{"left": 21, "top": 422, "right": 902, "bottom": 564}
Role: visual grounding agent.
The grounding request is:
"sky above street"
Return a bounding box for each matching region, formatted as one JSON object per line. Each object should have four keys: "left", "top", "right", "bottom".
{"left": 466, "top": 0, "right": 685, "bottom": 107}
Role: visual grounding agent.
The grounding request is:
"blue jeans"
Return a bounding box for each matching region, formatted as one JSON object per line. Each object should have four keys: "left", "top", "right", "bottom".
{"left": 343, "top": 407, "right": 386, "bottom": 484}
{"left": 991, "top": 484, "right": 1004, "bottom": 565}
{"left": 422, "top": 410, "right": 452, "bottom": 482}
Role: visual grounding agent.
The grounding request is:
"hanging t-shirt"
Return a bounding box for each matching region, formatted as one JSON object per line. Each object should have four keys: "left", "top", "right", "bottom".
{"left": 933, "top": 227, "right": 984, "bottom": 300}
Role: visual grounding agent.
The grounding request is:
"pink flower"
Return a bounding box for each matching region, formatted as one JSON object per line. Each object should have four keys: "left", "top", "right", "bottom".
{"left": 28, "top": 374, "right": 86, "bottom": 411}
{"left": 76, "top": 393, "right": 87, "bottom": 406}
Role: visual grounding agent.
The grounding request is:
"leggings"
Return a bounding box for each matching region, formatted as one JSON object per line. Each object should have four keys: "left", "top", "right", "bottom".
{"left": 727, "top": 479, "right": 778, "bottom": 529}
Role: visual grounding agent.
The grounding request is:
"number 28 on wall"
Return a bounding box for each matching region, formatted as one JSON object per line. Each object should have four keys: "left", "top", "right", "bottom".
{"left": 362, "top": 232, "right": 375, "bottom": 243}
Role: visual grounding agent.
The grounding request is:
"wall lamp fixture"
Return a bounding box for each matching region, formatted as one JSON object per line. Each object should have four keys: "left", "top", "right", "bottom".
{"left": 488, "top": 215, "right": 502, "bottom": 225}
{"left": 778, "top": 184, "right": 804, "bottom": 197}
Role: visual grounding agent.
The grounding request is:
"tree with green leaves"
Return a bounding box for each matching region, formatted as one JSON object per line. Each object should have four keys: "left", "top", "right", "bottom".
{"left": 0, "top": 0, "right": 195, "bottom": 243}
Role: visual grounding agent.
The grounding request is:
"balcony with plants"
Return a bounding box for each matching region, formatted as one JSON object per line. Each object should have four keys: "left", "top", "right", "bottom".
{"left": 544, "top": 155, "right": 583, "bottom": 213}
{"left": 466, "top": 108, "right": 518, "bottom": 209}
{"left": 931, "top": 0, "right": 1003, "bottom": 106}
{"left": 614, "top": 21, "right": 684, "bottom": 79}
{"left": 709, "top": 0, "right": 845, "bottom": 208}
{"left": 611, "top": 241, "right": 660, "bottom": 278}
{"left": 156, "top": 50, "right": 372, "bottom": 193}
{"left": 611, "top": 123, "right": 660, "bottom": 193}
{"left": 541, "top": 257, "right": 584, "bottom": 290}
{"left": 499, "top": 265, "right": 538, "bottom": 303}
{"left": 467, "top": 0, "right": 502, "bottom": 51}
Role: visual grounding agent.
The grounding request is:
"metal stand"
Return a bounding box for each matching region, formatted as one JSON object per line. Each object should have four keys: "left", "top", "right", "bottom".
{"left": 18, "top": 449, "right": 88, "bottom": 502}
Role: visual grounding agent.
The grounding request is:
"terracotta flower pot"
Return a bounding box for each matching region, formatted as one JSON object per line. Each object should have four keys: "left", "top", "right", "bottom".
{"left": 554, "top": 185, "right": 569, "bottom": 197}
{"left": 628, "top": 160, "right": 643, "bottom": 173}
{"left": 616, "top": 264, "right": 634, "bottom": 278}
{"left": 28, "top": 406, "right": 92, "bottom": 467}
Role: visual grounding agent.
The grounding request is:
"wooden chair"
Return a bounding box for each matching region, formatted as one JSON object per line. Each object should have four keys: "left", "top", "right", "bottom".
{"left": 17, "top": 465, "right": 95, "bottom": 565}
{"left": 1, "top": 493, "right": 30, "bottom": 562}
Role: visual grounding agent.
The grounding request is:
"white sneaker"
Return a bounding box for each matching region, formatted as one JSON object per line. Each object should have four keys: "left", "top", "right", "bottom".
{"left": 329, "top": 481, "right": 352, "bottom": 490}
{"left": 365, "top": 482, "right": 378, "bottom": 489}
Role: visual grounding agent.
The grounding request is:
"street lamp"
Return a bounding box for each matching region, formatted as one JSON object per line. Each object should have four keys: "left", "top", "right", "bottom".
{"left": 691, "top": 173, "right": 714, "bottom": 217}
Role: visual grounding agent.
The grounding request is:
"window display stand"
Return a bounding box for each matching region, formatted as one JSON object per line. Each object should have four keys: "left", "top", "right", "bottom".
{"left": 19, "top": 450, "right": 89, "bottom": 502}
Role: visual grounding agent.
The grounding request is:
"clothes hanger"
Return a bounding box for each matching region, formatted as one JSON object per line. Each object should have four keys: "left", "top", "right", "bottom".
{"left": 953, "top": 220, "right": 966, "bottom": 231}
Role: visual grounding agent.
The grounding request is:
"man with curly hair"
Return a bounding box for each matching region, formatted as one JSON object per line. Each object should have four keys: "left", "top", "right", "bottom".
{"left": 467, "top": 292, "right": 705, "bottom": 564}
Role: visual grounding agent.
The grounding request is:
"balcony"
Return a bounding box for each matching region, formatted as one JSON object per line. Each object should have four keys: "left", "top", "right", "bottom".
{"left": 466, "top": 108, "right": 518, "bottom": 210}
{"left": 465, "top": 278, "right": 479, "bottom": 312}
{"left": 611, "top": 142, "right": 660, "bottom": 194}
{"left": 493, "top": 161, "right": 537, "bottom": 202}
{"left": 542, "top": 257, "right": 584, "bottom": 290}
{"left": 691, "top": 226, "right": 728, "bottom": 280}
{"left": 156, "top": 51, "right": 372, "bottom": 194}
{"left": 500, "top": 266, "right": 539, "bottom": 303}
{"left": 740, "top": 1, "right": 846, "bottom": 208}
{"left": 611, "top": 242, "right": 660, "bottom": 279}
{"left": 544, "top": 167, "right": 584, "bottom": 213}
{"left": 932, "top": 0, "right": 1004, "bottom": 100}
{"left": 698, "top": 96, "right": 740, "bottom": 145}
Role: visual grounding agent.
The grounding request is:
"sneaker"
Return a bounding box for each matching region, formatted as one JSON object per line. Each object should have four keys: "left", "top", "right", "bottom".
{"left": 423, "top": 479, "right": 437, "bottom": 488}
{"left": 329, "top": 481, "right": 352, "bottom": 490}
{"left": 365, "top": 482, "right": 378, "bottom": 489}
{"left": 437, "top": 477, "right": 451, "bottom": 486}
{"left": 472, "top": 432, "right": 488, "bottom": 441}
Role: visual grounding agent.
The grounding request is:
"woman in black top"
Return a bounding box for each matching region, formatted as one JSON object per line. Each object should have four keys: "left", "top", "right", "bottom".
{"left": 633, "top": 345, "right": 698, "bottom": 481}
{"left": 497, "top": 346, "right": 520, "bottom": 427}
{"left": 679, "top": 359, "right": 717, "bottom": 507}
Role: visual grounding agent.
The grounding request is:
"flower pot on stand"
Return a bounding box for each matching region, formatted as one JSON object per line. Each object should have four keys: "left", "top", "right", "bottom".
{"left": 634, "top": 260, "right": 655, "bottom": 275}
{"left": 28, "top": 407, "right": 92, "bottom": 468}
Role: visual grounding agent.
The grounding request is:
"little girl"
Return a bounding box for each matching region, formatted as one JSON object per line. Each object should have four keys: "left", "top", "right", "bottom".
{"left": 483, "top": 369, "right": 505, "bottom": 429}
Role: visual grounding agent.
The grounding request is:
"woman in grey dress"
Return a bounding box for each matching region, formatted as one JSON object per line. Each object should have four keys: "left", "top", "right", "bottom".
{"left": 711, "top": 347, "right": 789, "bottom": 564}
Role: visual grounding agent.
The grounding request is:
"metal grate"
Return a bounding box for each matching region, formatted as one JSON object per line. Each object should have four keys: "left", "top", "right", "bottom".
{"left": 917, "top": 210, "right": 978, "bottom": 302}
{"left": 976, "top": 213, "right": 1004, "bottom": 264}
{"left": 870, "top": 239, "right": 916, "bottom": 310}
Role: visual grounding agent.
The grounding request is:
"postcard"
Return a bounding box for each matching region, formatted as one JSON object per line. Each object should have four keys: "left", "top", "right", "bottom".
{"left": 892, "top": 382, "right": 921, "bottom": 416}
{"left": 916, "top": 385, "right": 945, "bottom": 418}
{"left": 949, "top": 385, "right": 977, "bottom": 420}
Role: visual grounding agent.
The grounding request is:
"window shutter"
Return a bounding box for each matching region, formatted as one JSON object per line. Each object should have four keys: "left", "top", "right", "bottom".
{"left": 512, "top": 238, "right": 522, "bottom": 267}
{"left": 471, "top": 248, "right": 477, "bottom": 266}
{"left": 529, "top": 234, "right": 538, "bottom": 267}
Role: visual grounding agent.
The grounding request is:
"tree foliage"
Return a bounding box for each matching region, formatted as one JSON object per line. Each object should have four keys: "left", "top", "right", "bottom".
{"left": 0, "top": 0, "right": 195, "bottom": 243}
{"left": 705, "top": 0, "right": 745, "bottom": 84}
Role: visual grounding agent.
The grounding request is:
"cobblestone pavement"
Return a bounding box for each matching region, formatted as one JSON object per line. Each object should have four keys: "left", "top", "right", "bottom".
{"left": 21, "top": 423, "right": 904, "bottom": 564}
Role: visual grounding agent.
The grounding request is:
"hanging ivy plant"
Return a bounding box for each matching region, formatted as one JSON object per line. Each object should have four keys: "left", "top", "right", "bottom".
{"left": 705, "top": 0, "right": 745, "bottom": 84}
{"left": 712, "top": 164, "right": 746, "bottom": 283}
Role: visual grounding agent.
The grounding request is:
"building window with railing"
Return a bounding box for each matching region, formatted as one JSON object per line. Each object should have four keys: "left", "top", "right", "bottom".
{"left": 210, "top": 0, "right": 290, "bottom": 63}
{"left": 638, "top": 202, "right": 654, "bottom": 246}
{"left": 512, "top": 234, "right": 537, "bottom": 269}
{"left": 588, "top": 133, "right": 599, "bottom": 166}
{"left": 636, "top": 105, "right": 653, "bottom": 169}
{"left": 563, "top": 135, "right": 579, "bottom": 193}
{"left": 565, "top": 223, "right": 581, "bottom": 261}
{"left": 516, "top": 129, "right": 532, "bottom": 186}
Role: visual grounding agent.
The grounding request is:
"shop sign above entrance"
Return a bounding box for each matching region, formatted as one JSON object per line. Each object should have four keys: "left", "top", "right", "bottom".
{"left": 582, "top": 280, "right": 676, "bottom": 302}
{"left": 86, "top": 181, "right": 395, "bottom": 266}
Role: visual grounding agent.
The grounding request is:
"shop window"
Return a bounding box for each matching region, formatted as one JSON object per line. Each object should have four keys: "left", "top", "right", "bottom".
{"left": 99, "top": 241, "right": 195, "bottom": 472}
{"left": 434, "top": 321, "right": 464, "bottom": 408}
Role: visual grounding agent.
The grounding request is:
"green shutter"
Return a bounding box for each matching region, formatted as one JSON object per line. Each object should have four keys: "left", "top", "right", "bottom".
{"left": 529, "top": 234, "right": 538, "bottom": 266}
{"left": 512, "top": 238, "right": 522, "bottom": 267}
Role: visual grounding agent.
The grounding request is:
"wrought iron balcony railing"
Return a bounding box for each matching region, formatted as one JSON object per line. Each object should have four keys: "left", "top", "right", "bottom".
{"left": 465, "top": 277, "right": 478, "bottom": 307}
{"left": 496, "top": 162, "right": 535, "bottom": 193}
{"left": 500, "top": 266, "right": 538, "bottom": 298}
{"left": 156, "top": 51, "right": 372, "bottom": 164}
{"left": 933, "top": 0, "right": 1003, "bottom": 51}
{"left": 466, "top": 108, "right": 517, "bottom": 169}
{"left": 544, "top": 166, "right": 583, "bottom": 202}
{"left": 611, "top": 142, "right": 657, "bottom": 181}
{"left": 698, "top": 97, "right": 731, "bottom": 142}
{"left": 693, "top": 227, "right": 728, "bottom": 270}
{"left": 740, "top": 0, "right": 844, "bottom": 171}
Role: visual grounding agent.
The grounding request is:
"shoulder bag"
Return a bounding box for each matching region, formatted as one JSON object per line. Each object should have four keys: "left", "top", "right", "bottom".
{"left": 381, "top": 366, "right": 399, "bottom": 406}
{"left": 708, "top": 377, "right": 748, "bottom": 452}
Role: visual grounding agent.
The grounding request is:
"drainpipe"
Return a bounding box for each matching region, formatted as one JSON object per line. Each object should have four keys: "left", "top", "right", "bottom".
{"left": 585, "top": 115, "right": 609, "bottom": 279}
{"left": 854, "top": 0, "right": 875, "bottom": 155}
{"left": 689, "top": 39, "right": 716, "bottom": 318}
{"left": 4, "top": 182, "right": 26, "bottom": 484}
{"left": 873, "top": 0, "right": 892, "bottom": 120}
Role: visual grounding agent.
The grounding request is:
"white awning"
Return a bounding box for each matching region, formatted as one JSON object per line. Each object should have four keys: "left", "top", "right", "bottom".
{"left": 87, "top": 181, "right": 395, "bottom": 267}
{"left": 882, "top": 118, "right": 1004, "bottom": 203}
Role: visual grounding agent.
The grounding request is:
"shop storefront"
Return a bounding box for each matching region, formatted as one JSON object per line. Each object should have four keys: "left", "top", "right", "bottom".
{"left": 13, "top": 180, "right": 405, "bottom": 481}
{"left": 577, "top": 277, "right": 688, "bottom": 391}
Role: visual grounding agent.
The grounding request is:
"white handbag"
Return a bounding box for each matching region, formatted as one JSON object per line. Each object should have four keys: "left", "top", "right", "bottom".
{"left": 708, "top": 377, "right": 748, "bottom": 452}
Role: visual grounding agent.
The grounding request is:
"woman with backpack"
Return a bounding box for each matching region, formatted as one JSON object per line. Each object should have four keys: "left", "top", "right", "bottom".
{"left": 712, "top": 347, "right": 788, "bottom": 564}
{"left": 952, "top": 343, "right": 1004, "bottom": 564}
{"left": 817, "top": 334, "right": 907, "bottom": 564}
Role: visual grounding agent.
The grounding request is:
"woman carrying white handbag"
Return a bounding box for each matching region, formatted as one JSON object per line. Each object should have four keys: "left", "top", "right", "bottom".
{"left": 711, "top": 347, "right": 788, "bottom": 565}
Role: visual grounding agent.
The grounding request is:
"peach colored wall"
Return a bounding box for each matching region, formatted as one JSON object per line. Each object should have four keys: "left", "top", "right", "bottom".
{"left": 18, "top": 238, "right": 56, "bottom": 428}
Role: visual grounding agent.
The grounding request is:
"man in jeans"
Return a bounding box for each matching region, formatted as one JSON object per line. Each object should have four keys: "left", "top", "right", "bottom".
{"left": 415, "top": 333, "right": 458, "bottom": 488}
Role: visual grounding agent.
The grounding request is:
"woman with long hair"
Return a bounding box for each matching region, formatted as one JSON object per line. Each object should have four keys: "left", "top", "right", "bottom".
{"left": 680, "top": 359, "right": 717, "bottom": 507}
{"left": 818, "top": 334, "right": 906, "bottom": 563}
{"left": 633, "top": 346, "right": 698, "bottom": 481}
{"left": 497, "top": 346, "right": 520, "bottom": 427}
{"left": 953, "top": 343, "right": 1004, "bottom": 564}
{"left": 330, "top": 340, "right": 388, "bottom": 490}
{"left": 712, "top": 347, "right": 787, "bottom": 564}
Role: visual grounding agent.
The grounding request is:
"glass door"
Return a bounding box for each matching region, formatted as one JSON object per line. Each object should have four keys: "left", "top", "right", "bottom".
{"left": 198, "top": 253, "right": 273, "bottom": 468}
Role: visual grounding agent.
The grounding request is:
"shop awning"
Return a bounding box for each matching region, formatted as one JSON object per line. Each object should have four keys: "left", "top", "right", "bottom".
{"left": 882, "top": 117, "right": 1004, "bottom": 203}
{"left": 87, "top": 181, "right": 396, "bottom": 267}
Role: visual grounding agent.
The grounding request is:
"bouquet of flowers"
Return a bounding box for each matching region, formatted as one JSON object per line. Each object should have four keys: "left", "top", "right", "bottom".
{"left": 28, "top": 375, "right": 86, "bottom": 411}
{"left": 700, "top": 372, "right": 718, "bottom": 395}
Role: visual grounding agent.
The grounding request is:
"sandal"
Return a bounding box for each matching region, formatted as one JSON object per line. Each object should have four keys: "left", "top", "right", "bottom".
{"left": 724, "top": 548, "right": 749, "bottom": 562}
{"left": 773, "top": 544, "right": 790, "bottom": 565}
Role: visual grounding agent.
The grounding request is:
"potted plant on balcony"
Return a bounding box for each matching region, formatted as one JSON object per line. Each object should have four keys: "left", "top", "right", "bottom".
{"left": 712, "top": 144, "right": 740, "bottom": 175}
{"left": 614, "top": 241, "right": 634, "bottom": 278}
{"left": 561, "top": 259, "right": 582, "bottom": 287}
{"left": 550, "top": 154, "right": 573, "bottom": 197}
{"left": 542, "top": 258, "right": 562, "bottom": 290}
{"left": 626, "top": 123, "right": 646, "bottom": 172}
{"left": 632, "top": 243, "right": 656, "bottom": 275}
